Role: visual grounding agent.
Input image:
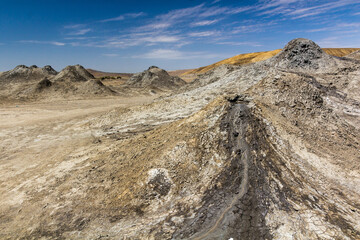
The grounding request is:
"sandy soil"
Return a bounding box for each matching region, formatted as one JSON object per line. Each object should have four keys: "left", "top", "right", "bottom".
{"left": 0, "top": 96, "right": 155, "bottom": 212}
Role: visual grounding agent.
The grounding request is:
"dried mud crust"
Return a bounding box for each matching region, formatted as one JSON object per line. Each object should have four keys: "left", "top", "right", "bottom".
{"left": 172, "top": 93, "right": 360, "bottom": 239}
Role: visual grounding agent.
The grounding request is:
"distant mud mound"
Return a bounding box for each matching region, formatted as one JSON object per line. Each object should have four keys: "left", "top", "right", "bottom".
{"left": 0, "top": 64, "right": 115, "bottom": 101}
{"left": 48, "top": 78, "right": 115, "bottom": 97}
{"left": 270, "top": 38, "right": 338, "bottom": 72}
{"left": 190, "top": 64, "right": 240, "bottom": 88}
{"left": 346, "top": 50, "right": 360, "bottom": 60}
{"left": 40, "top": 65, "right": 115, "bottom": 98}
{"left": 36, "top": 78, "right": 52, "bottom": 92}
{"left": 126, "top": 66, "right": 186, "bottom": 90}
{"left": 42, "top": 65, "right": 58, "bottom": 75}
{"left": 0, "top": 65, "right": 58, "bottom": 83}
{"left": 54, "top": 64, "right": 95, "bottom": 82}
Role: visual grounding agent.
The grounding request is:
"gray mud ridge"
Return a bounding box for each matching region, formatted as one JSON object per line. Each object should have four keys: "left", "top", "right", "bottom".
{"left": 173, "top": 97, "right": 273, "bottom": 240}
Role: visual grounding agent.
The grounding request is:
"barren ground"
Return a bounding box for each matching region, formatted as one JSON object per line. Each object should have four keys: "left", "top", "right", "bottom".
{"left": 0, "top": 96, "right": 155, "bottom": 227}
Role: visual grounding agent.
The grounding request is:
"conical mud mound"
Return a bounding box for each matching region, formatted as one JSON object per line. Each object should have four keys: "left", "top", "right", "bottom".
{"left": 0, "top": 65, "right": 58, "bottom": 83}
{"left": 126, "top": 66, "right": 186, "bottom": 89}
{"left": 54, "top": 64, "right": 95, "bottom": 82}
{"left": 270, "top": 38, "right": 338, "bottom": 72}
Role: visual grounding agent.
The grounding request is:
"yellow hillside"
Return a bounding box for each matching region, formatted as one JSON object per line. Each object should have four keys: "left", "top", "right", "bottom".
{"left": 183, "top": 49, "right": 281, "bottom": 75}
{"left": 183, "top": 48, "right": 360, "bottom": 76}
{"left": 323, "top": 48, "right": 360, "bottom": 57}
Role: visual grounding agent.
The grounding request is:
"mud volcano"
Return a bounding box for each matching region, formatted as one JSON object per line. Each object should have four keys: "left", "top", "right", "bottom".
{"left": 126, "top": 66, "right": 186, "bottom": 90}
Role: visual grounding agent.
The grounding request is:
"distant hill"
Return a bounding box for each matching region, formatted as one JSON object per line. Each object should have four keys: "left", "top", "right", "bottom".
{"left": 346, "top": 50, "right": 360, "bottom": 60}
{"left": 125, "top": 66, "right": 186, "bottom": 90}
{"left": 323, "top": 48, "right": 360, "bottom": 57}
{"left": 87, "top": 69, "right": 133, "bottom": 79}
{"left": 183, "top": 48, "right": 360, "bottom": 76}
{"left": 0, "top": 65, "right": 115, "bottom": 101}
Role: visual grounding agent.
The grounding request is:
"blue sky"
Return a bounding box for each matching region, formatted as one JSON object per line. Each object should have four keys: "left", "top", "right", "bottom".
{"left": 1, "top": 0, "right": 360, "bottom": 73}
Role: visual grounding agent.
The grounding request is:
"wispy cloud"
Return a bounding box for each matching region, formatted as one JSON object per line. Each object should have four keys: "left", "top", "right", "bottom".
{"left": 144, "top": 35, "right": 180, "bottom": 43}
{"left": 143, "top": 23, "right": 172, "bottom": 30}
{"left": 102, "top": 53, "right": 119, "bottom": 57}
{"left": 289, "top": 1, "right": 360, "bottom": 19}
{"left": 216, "top": 41, "right": 263, "bottom": 47}
{"left": 257, "top": 0, "right": 360, "bottom": 19}
{"left": 55, "top": 1, "right": 359, "bottom": 54}
{"left": 189, "top": 31, "right": 219, "bottom": 37}
{"left": 69, "top": 28, "right": 91, "bottom": 36}
{"left": 136, "top": 4, "right": 205, "bottom": 31}
{"left": 19, "top": 40, "right": 66, "bottom": 46}
{"left": 134, "top": 49, "right": 223, "bottom": 59}
{"left": 231, "top": 21, "right": 277, "bottom": 34}
{"left": 64, "top": 24, "right": 86, "bottom": 29}
{"left": 64, "top": 36, "right": 98, "bottom": 40}
{"left": 99, "top": 12, "right": 145, "bottom": 23}
{"left": 60, "top": 3, "right": 266, "bottom": 50}
{"left": 199, "top": 6, "right": 252, "bottom": 17}
{"left": 90, "top": 33, "right": 182, "bottom": 49}
{"left": 64, "top": 24, "right": 91, "bottom": 35}
{"left": 289, "top": 22, "right": 360, "bottom": 33}
{"left": 66, "top": 3, "right": 259, "bottom": 50}
{"left": 191, "top": 19, "right": 220, "bottom": 26}
{"left": 259, "top": 0, "right": 299, "bottom": 10}
{"left": 136, "top": 3, "right": 251, "bottom": 32}
{"left": 316, "top": 36, "right": 341, "bottom": 47}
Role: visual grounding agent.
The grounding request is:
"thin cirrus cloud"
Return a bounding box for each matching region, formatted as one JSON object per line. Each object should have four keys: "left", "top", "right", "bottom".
{"left": 136, "top": 3, "right": 251, "bottom": 32}
{"left": 256, "top": 0, "right": 360, "bottom": 19}
{"left": 66, "top": 4, "right": 258, "bottom": 49}
{"left": 102, "top": 53, "right": 119, "bottom": 57}
{"left": 216, "top": 41, "right": 263, "bottom": 47}
{"left": 231, "top": 21, "right": 277, "bottom": 34}
{"left": 191, "top": 19, "right": 220, "bottom": 27}
{"left": 64, "top": 24, "right": 91, "bottom": 36}
{"left": 258, "top": 0, "right": 298, "bottom": 10}
{"left": 135, "top": 4, "right": 205, "bottom": 31}
{"left": 99, "top": 12, "right": 145, "bottom": 23}
{"left": 134, "top": 49, "right": 222, "bottom": 60}
{"left": 69, "top": 28, "right": 92, "bottom": 36}
{"left": 287, "top": 0, "right": 360, "bottom": 19}
{"left": 53, "top": 1, "right": 360, "bottom": 53}
{"left": 143, "top": 35, "right": 180, "bottom": 43}
{"left": 19, "top": 40, "right": 66, "bottom": 46}
{"left": 189, "top": 31, "right": 219, "bottom": 37}
{"left": 64, "top": 24, "right": 86, "bottom": 29}
{"left": 290, "top": 22, "right": 360, "bottom": 33}
{"left": 143, "top": 23, "right": 172, "bottom": 30}
{"left": 62, "top": 3, "right": 264, "bottom": 50}
{"left": 198, "top": 6, "right": 252, "bottom": 17}
{"left": 94, "top": 34, "right": 181, "bottom": 49}
{"left": 316, "top": 36, "right": 342, "bottom": 48}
